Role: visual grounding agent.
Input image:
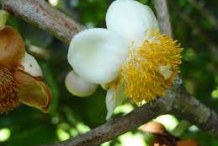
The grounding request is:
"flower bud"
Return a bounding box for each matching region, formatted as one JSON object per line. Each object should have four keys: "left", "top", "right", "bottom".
{"left": 65, "top": 70, "right": 98, "bottom": 97}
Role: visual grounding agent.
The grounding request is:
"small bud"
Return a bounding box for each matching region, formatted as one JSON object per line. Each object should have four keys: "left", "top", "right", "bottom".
{"left": 140, "top": 121, "right": 178, "bottom": 146}
{"left": 140, "top": 121, "right": 167, "bottom": 135}
{"left": 65, "top": 70, "right": 98, "bottom": 97}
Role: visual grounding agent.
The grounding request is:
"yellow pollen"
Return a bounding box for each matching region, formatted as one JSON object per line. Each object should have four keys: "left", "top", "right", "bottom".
{"left": 0, "top": 67, "right": 19, "bottom": 113}
{"left": 119, "top": 30, "right": 183, "bottom": 104}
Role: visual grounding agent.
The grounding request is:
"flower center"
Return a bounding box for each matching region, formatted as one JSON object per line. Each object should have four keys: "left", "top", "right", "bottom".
{"left": 119, "top": 30, "right": 183, "bottom": 104}
{"left": 0, "top": 66, "right": 19, "bottom": 113}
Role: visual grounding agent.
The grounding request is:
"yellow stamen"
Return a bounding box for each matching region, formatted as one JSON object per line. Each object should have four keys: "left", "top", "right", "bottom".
{"left": 119, "top": 30, "right": 183, "bottom": 103}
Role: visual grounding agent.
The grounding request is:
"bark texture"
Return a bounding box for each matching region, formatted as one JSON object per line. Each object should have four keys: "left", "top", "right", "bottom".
{"left": 0, "top": 0, "right": 83, "bottom": 43}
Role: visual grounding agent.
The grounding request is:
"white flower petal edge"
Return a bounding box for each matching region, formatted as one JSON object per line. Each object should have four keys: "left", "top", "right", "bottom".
{"left": 106, "top": 89, "right": 115, "bottom": 120}
{"left": 106, "top": 0, "right": 159, "bottom": 48}
{"left": 68, "top": 28, "right": 128, "bottom": 85}
{"left": 106, "top": 85, "right": 125, "bottom": 120}
{"left": 21, "top": 53, "right": 43, "bottom": 77}
{"left": 65, "top": 70, "right": 98, "bottom": 97}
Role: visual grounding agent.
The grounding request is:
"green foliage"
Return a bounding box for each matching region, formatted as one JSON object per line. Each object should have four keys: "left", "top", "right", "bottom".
{"left": 0, "top": 0, "right": 218, "bottom": 145}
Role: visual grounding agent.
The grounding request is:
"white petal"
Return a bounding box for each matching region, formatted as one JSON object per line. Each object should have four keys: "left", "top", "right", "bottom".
{"left": 159, "top": 64, "right": 172, "bottom": 79}
{"left": 68, "top": 28, "right": 128, "bottom": 85}
{"left": 106, "top": 89, "right": 116, "bottom": 120}
{"left": 106, "top": 85, "right": 125, "bottom": 120}
{"left": 106, "top": 0, "right": 159, "bottom": 47}
{"left": 65, "top": 70, "right": 98, "bottom": 97}
{"left": 20, "top": 53, "right": 43, "bottom": 77}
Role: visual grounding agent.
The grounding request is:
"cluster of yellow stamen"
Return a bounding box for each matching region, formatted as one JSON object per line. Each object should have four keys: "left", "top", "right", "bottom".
{"left": 0, "top": 67, "right": 19, "bottom": 113}
{"left": 119, "top": 30, "right": 183, "bottom": 103}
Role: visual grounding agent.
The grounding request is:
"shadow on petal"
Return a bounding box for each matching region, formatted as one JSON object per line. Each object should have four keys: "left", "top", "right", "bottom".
{"left": 0, "top": 26, "right": 25, "bottom": 68}
{"left": 14, "top": 70, "right": 51, "bottom": 112}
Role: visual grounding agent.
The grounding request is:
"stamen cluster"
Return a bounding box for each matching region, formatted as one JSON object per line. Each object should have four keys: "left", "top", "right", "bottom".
{"left": 0, "top": 67, "right": 19, "bottom": 113}
{"left": 120, "top": 30, "right": 183, "bottom": 103}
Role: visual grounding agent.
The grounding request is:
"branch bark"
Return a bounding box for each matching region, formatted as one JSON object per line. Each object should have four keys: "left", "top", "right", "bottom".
{"left": 1, "top": 0, "right": 218, "bottom": 146}
{"left": 44, "top": 80, "right": 218, "bottom": 146}
{"left": 50, "top": 98, "right": 169, "bottom": 146}
{"left": 153, "top": 0, "right": 172, "bottom": 36}
{"left": 0, "top": 0, "right": 83, "bottom": 43}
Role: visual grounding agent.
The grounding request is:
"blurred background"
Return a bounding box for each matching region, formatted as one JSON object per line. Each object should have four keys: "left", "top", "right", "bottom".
{"left": 0, "top": 0, "right": 218, "bottom": 145}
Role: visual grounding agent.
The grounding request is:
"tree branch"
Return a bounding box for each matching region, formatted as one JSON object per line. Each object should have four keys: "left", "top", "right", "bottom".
{"left": 44, "top": 80, "right": 218, "bottom": 146}
{"left": 153, "top": 0, "right": 172, "bottom": 36}
{"left": 1, "top": 0, "right": 218, "bottom": 146}
{"left": 48, "top": 97, "right": 169, "bottom": 146}
{"left": 0, "top": 0, "right": 83, "bottom": 44}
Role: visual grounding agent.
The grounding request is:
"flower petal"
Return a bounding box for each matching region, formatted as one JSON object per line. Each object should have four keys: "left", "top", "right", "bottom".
{"left": 0, "top": 26, "right": 25, "bottom": 67}
{"left": 20, "top": 53, "right": 43, "bottom": 77}
{"left": 14, "top": 70, "right": 51, "bottom": 112}
{"left": 68, "top": 28, "right": 128, "bottom": 85}
{"left": 106, "top": 0, "right": 159, "bottom": 47}
{"left": 65, "top": 70, "right": 98, "bottom": 97}
{"left": 106, "top": 85, "right": 125, "bottom": 120}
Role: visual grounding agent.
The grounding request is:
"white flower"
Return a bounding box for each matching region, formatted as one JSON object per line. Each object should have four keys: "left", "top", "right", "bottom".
{"left": 67, "top": 0, "right": 182, "bottom": 119}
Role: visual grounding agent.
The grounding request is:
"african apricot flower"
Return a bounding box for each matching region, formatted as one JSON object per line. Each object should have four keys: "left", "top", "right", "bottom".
{"left": 67, "top": 0, "right": 182, "bottom": 119}
{"left": 0, "top": 26, "right": 51, "bottom": 113}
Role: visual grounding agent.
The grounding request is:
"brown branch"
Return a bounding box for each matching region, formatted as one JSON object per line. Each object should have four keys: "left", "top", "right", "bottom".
{"left": 48, "top": 97, "right": 169, "bottom": 146}
{"left": 153, "top": 0, "right": 172, "bottom": 36}
{"left": 1, "top": 0, "right": 218, "bottom": 146}
{"left": 0, "top": 0, "right": 83, "bottom": 44}
{"left": 44, "top": 81, "right": 218, "bottom": 146}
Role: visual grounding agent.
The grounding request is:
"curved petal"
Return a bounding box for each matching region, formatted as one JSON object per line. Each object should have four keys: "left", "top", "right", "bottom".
{"left": 0, "top": 26, "right": 25, "bottom": 67}
{"left": 65, "top": 70, "right": 98, "bottom": 97}
{"left": 14, "top": 70, "right": 51, "bottom": 112}
{"left": 106, "top": 85, "right": 125, "bottom": 120}
{"left": 106, "top": 0, "right": 159, "bottom": 47}
{"left": 68, "top": 28, "right": 128, "bottom": 85}
{"left": 20, "top": 53, "right": 43, "bottom": 77}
